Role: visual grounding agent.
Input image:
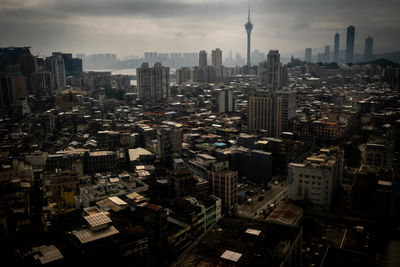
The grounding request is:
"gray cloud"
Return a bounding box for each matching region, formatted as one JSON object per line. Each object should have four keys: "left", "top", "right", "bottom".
{"left": 0, "top": 0, "right": 399, "bottom": 58}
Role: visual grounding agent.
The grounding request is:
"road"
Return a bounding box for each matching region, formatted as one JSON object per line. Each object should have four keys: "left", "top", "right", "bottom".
{"left": 236, "top": 181, "right": 288, "bottom": 218}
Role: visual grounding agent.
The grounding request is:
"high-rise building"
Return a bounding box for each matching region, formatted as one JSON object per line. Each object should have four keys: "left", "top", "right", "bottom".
{"left": 199, "top": 50, "right": 207, "bottom": 68}
{"left": 136, "top": 62, "right": 170, "bottom": 102}
{"left": 333, "top": 33, "right": 340, "bottom": 63}
{"left": 46, "top": 52, "right": 66, "bottom": 89}
{"left": 267, "top": 50, "right": 280, "bottom": 90}
{"left": 251, "top": 49, "right": 266, "bottom": 65}
{"left": 258, "top": 50, "right": 287, "bottom": 91}
{"left": 248, "top": 91, "right": 282, "bottom": 138}
{"left": 345, "top": 25, "right": 355, "bottom": 64}
{"left": 364, "top": 36, "right": 374, "bottom": 62}
{"left": 211, "top": 88, "right": 234, "bottom": 114}
{"left": 279, "top": 64, "right": 288, "bottom": 88}
{"left": 305, "top": 48, "right": 312, "bottom": 62}
{"left": 276, "top": 89, "right": 296, "bottom": 132}
{"left": 244, "top": 8, "right": 253, "bottom": 67}
{"left": 324, "top": 45, "right": 330, "bottom": 63}
{"left": 0, "top": 75, "right": 16, "bottom": 109}
{"left": 31, "top": 71, "right": 54, "bottom": 97}
{"left": 62, "top": 53, "right": 83, "bottom": 77}
{"left": 211, "top": 48, "right": 222, "bottom": 68}
{"left": 317, "top": 53, "right": 324, "bottom": 63}
{"left": 20, "top": 54, "right": 37, "bottom": 93}
{"left": 157, "top": 127, "right": 182, "bottom": 166}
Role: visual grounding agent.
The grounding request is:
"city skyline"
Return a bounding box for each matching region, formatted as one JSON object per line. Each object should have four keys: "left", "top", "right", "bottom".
{"left": 1, "top": 0, "right": 399, "bottom": 58}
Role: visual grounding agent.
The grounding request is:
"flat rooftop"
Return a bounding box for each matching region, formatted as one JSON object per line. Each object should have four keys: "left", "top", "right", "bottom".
{"left": 174, "top": 216, "right": 300, "bottom": 267}
{"left": 128, "top": 147, "right": 153, "bottom": 162}
{"left": 266, "top": 201, "right": 303, "bottom": 226}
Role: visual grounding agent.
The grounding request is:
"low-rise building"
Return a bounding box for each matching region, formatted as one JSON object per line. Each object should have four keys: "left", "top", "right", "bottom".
{"left": 174, "top": 216, "right": 302, "bottom": 267}
{"left": 76, "top": 174, "right": 149, "bottom": 208}
{"left": 288, "top": 147, "right": 343, "bottom": 211}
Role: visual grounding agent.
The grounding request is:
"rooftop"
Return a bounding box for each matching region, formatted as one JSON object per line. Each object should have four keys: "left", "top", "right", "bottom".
{"left": 72, "top": 226, "right": 119, "bottom": 244}
{"left": 84, "top": 212, "right": 112, "bottom": 228}
{"left": 128, "top": 147, "right": 153, "bottom": 162}
{"left": 31, "top": 245, "right": 63, "bottom": 265}
{"left": 197, "top": 153, "right": 216, "bottom": 160}
{"left": 266, "top": 201, "right": 303, "bottom": 226}
{"left": 174, "top": 216, "right": 300, "bottom": 267}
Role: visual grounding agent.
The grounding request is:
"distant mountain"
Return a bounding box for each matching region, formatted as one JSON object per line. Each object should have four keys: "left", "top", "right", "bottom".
{"left": 359, "top": 58, "right": 399, "bottom": 67}
{"left": 374, "top": 51, "right": 400, "bottom": 64}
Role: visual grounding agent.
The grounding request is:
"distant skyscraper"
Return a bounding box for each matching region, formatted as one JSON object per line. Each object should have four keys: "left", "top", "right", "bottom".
{"left": 258, "top": 50, "right": 286, "bottom": 91}
{"left": 199, "top": 50, "right": 207, "bottom": 67}
{"left": 364, "top": 36, "right": 374, "bottom": 62}
{"left": 305, "top": 48, "right": 312, "bottom": 62}
{"left": 212, "top": 48, "right": 222, "bottom": 68}
{"left": 244, "top": 8, "right": 253, "bottom": 67}
{"left": 345, "top": 25, "right": 355, "bottom": 64}
{"left": 144, "top": 52, "right": 158, "bottom": 64}
{"left": 324, "top": 45, "right": 330, "bottom": 63}
{"left": 317, "top": 53, "right": 324, "bottom": 63}
{"left": 46, "top": 52, "right": 66, "bottom": 89}
{"left": 333, "top": 33, "right": 339, "bottom": 63}
{"left": 137, "top": 62, "right": 170, "bottom": 102}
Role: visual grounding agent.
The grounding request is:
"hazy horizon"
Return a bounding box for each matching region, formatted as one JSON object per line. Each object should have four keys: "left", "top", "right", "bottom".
{"left": 1, "top": 0, "right": 400, "bottom": 58}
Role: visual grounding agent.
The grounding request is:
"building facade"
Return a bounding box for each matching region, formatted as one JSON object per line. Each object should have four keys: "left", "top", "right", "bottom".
{"left": 211, "top": 48, "right": 222, "bottom": 68}
{"left": 211, "top": 88, "right": 234, "bottom": 114}
{"left": 364, "top": 36, "right": 374, "bottom": 62}
{"left": 46, "top": 52, "right": 66, "bottom": 89}
{"left": 288, "top": 147, "right": 344, "bottom": 211}
{"left": 137, "top": 62, "right": 170, "bottom": 102}
{"left": 248, "top": 91, "right": 282, "bottom": 138}
{"left": 324, "top": 45, "right": 330, "bottom": 63}
{"left": 345, "top": 25, "right": 355, "bottom": 64}
{"left": 333, "top": 33, "right": 340, "bottom": 63}
{"left": 305, "top": 48, "right": 312, "bottom": 63}
{"left": 199, "top": 50, "right": 207, "bottom": 68}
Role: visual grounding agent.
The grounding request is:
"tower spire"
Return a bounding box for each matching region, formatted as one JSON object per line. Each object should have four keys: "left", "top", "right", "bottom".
{"left": 245, "top": 4, "right": 253, "bottom": 68}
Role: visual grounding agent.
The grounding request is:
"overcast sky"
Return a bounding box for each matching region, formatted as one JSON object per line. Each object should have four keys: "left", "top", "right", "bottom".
{"left": 1, "top": 0, "right": 399, "bottom": 58}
